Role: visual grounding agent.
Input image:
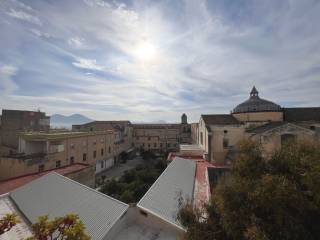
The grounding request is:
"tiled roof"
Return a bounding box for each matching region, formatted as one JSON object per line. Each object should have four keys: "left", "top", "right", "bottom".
{"left": 201, "top": 114, "right": 240, "bottom": 125}
{"left": 0, "top": 164, "right": 91, "bottom": 195}
{"left": 246, "top": 121, "right": 313, "bottom": 134}
{"left": 246, "top": 122, "right": 286, "bottom": 134}
{"left": 283, "top": 107, "right": 320, "bottom": 122}
{"left": 133, "top": 124, "right": 182, "bottom": 129}
{"left": 10, "top": 172, "right": 128, "bottom": 240}
{"left": 137, "top": 157, "right": 196, "bottom": 229}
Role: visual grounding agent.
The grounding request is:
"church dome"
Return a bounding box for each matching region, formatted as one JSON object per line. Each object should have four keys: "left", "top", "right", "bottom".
{"left": 233, "top": 86, "right": 281, "bottom": 113}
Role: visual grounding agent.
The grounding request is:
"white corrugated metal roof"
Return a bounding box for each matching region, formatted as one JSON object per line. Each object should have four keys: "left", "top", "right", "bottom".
{"left": 137, "top": 157, "right": 196, "bottom": 229}
{"left": 10, "top": 172, "right": 128, "bottom": 240}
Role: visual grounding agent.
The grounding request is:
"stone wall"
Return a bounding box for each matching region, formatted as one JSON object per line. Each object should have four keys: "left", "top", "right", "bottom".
{"left": 232, "top": 111, "right": 283, "bottom": 122}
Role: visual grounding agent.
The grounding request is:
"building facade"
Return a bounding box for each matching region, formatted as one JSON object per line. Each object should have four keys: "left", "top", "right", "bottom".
{"left": 0, "top": 130, "right": 114, "bottom": 182}
{"left": 0, "top": 109, "right": 50, "bottom": 155}
{"left": 73, "top": 121, "right": 134, "bottom": 162}
{"left": 132, "top": 114, "right": 191, "bottom": 152}
{"left": 192, "top": 87, "right": 320, "bottom": 164}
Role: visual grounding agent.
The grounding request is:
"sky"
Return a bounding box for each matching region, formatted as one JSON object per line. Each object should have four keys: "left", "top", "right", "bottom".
{"left": 0, "top": 0, "right": 319, "bottom": 122}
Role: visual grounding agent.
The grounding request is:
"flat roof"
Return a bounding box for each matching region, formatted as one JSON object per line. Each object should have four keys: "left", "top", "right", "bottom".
{"left": 20, "top": 130, "right": 112, "bottom": 141}
{"left": 0, "top": 163, "right": 91, "bottom": 195}
{"left": 10, "top": 172, "right": 129, "bottom": 240}
{"left": 137, "top": 157, "right": 196, "bottom": 230}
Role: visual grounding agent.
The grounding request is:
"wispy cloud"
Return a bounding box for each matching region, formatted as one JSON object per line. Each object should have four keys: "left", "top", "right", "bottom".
{"left": 0, "top": 0, "right": 319, "bottom": 122}
{"left": 68, "top": 37, "right": 86, "bottom": 49}
{"left": 72, "top": 58, "right": 105, "bottom": 71}
{"left": 6, "top": 8, "right": 42, "bottom": 25}
{"left": 0, "top": 64, "right": 18, "bottom": 94}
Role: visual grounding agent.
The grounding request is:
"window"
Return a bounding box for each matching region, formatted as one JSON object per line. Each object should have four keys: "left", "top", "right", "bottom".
{"left": 223, "top": 138, "right": 229, "bottom": 149}
{"left": 148, "top": 143, "right": 151, "bottom": 148}
{"left": 101, "top": 148, "right": 104, "bottom": 156}
{"left": 224, "top": 130, "right": 228, "bottom": 134}
{"left": 93, "top": 150, "right": 97, "bottom": 158}
{"left": 167, "top": 143, "right": 171, "bottom": 147}
{"left": 136, "top": 136, "right": 139, "bottom": 140}
{"left": 154, "top": 143, "right": 157, "bottom": 147}
{"left": 38, "top": 164, "right": 44, "bottom": 172}
{"left": 56, "top": 160, "right": 61, "bottom": 168}
{"left": 148, "top": 137, "right": 151, "bottom": 141}
{"left": 70, "top": 144, "right": 75, "bottom": 149}
{"left": 70, "top": 156, "right": 74, "bottom": 164}
{"left": 160, "top": 143, "right": 163, "bottom": 148}
{"left": 200, "top": 132, "right": 203, "bottom": 145}
{"left": 83, "top": 153, "right": 87, "bottom": 161}
{"left": 101, "top": 161, "right": 104, "bottom": 169}
{"left": 142, "top": 143, "right": 145, "bottom": 147}
{"left": 108, "top": 146, "right": 111, "bottom": 153}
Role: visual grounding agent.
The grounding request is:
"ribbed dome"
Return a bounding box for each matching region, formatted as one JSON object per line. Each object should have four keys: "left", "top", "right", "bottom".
{"left": 233, "top": 86, "right": 281, "bottom": 113}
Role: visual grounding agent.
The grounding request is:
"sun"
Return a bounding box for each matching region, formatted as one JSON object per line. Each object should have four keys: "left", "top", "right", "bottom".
{"left": 135, "top": 41, "right": 157, "bottom": 61}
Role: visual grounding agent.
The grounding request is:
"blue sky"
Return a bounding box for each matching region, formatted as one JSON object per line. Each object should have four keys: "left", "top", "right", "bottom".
{"left": 0, "top": 0, "right": 319, "bottom": 122}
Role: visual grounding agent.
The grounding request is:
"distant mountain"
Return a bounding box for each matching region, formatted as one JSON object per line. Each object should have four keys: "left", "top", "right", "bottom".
{"left": 50, "top": 114, "right": 93, "bottom": 128}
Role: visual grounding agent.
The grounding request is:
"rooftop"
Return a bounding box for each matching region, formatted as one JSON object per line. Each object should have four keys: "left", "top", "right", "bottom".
{"left": 10, "top": 173, "right": 129, "bottom": 240}
{"left": 0, "top": 163, "right": 91, "bottom": 195}
{"left": 201, "top": 114, "right": 240, "bottom": 125}
{"left": 133, "top": 123, "right": 182, "bottom": 129}
{"left": 137, "top": 157, "right": 196, "bottom": 230}
{"left": 232, "top": 86, "right": 281, "bottom": 114}
{"left": 20, "top": 130, "right": 112, "bottom": 141}
{"left": 283, "top": 107, "right": 320, "bottom": 122}
{"left": 246, "top": 121, "right": 314, "bottom": 135}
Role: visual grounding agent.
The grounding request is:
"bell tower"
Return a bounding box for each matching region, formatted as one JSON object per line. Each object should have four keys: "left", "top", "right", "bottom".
{"left": 181, "top": 113, "right": 187, "bottom": 124}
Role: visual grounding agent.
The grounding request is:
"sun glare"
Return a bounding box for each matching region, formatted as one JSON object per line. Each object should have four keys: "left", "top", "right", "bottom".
{"left": 135, "top": 41, "right": 157, "bottom": 61}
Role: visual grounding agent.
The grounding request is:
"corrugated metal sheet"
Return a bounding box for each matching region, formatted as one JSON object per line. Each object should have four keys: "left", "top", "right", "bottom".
{"left": 10, "top": 172, "right": 128, "bottom": 240}
{"left": 137, "top": 157, "right": 196, "bottom": 229}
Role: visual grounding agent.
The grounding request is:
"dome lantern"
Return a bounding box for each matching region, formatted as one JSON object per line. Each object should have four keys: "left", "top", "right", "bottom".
{"left": 232, "top": 86, "right": 281, "bottom": 113}
{"left": 250, "top": 86, "right": 259, "bottom": 98}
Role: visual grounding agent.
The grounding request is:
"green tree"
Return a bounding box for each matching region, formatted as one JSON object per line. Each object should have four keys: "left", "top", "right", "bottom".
{"left": 179, "top": 139, "right": 320, "bottom": 240}
{"left": 0, "top": 213, "right": 20, "bottom": 235}
{"left": 100, "top": 158, "right": 167, "bottom": 203}
{"left": 27, "top": 214, "right": 90, "bottom": 240}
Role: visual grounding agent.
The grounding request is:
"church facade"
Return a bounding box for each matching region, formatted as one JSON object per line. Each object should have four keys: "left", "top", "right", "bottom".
{"left": 192, "top": 87, "right": 320, "bottom": 164}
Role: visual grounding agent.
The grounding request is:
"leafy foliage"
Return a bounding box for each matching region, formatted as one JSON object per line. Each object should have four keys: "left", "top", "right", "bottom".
{"left": 0, "top": 213, "right": 20, "bottom": 235}
{"left": 100, "top": 153, "right": 166, "bottom": 203}
{"left": 26, "top": 214, "right": 90, "bottom": 240}
{"left": 179, "top": 139, "right": 320, "bottom": 240}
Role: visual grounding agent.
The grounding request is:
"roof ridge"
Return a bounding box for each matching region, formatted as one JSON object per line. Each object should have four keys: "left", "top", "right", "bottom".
{"left": 41, "top": 172, "right": 129, "bottom": 207}
{"left": 137, "top": 157, "right": 195, "bottom": 206}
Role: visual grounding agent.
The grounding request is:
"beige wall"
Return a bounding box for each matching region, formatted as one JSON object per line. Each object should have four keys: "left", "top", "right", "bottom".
{"left": 232, "top": 111, "right": 283, "bottom": 122}
{"left": 0, "top": 131, "right": 115, "bottom": 181}
{"left": 209, "top": 125, "right": 245, "bottom": 164}
{"left": 198, "top": 117, "right": 209, "bottom": 154}
{"left": 133, "top": 125, "right": 186, "bottom": 152}
{"left": 249, "top": 125, "right": 316, "bottom": 157}
{"left": 191, "top": 123, "right": 199, "bottom": 144}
